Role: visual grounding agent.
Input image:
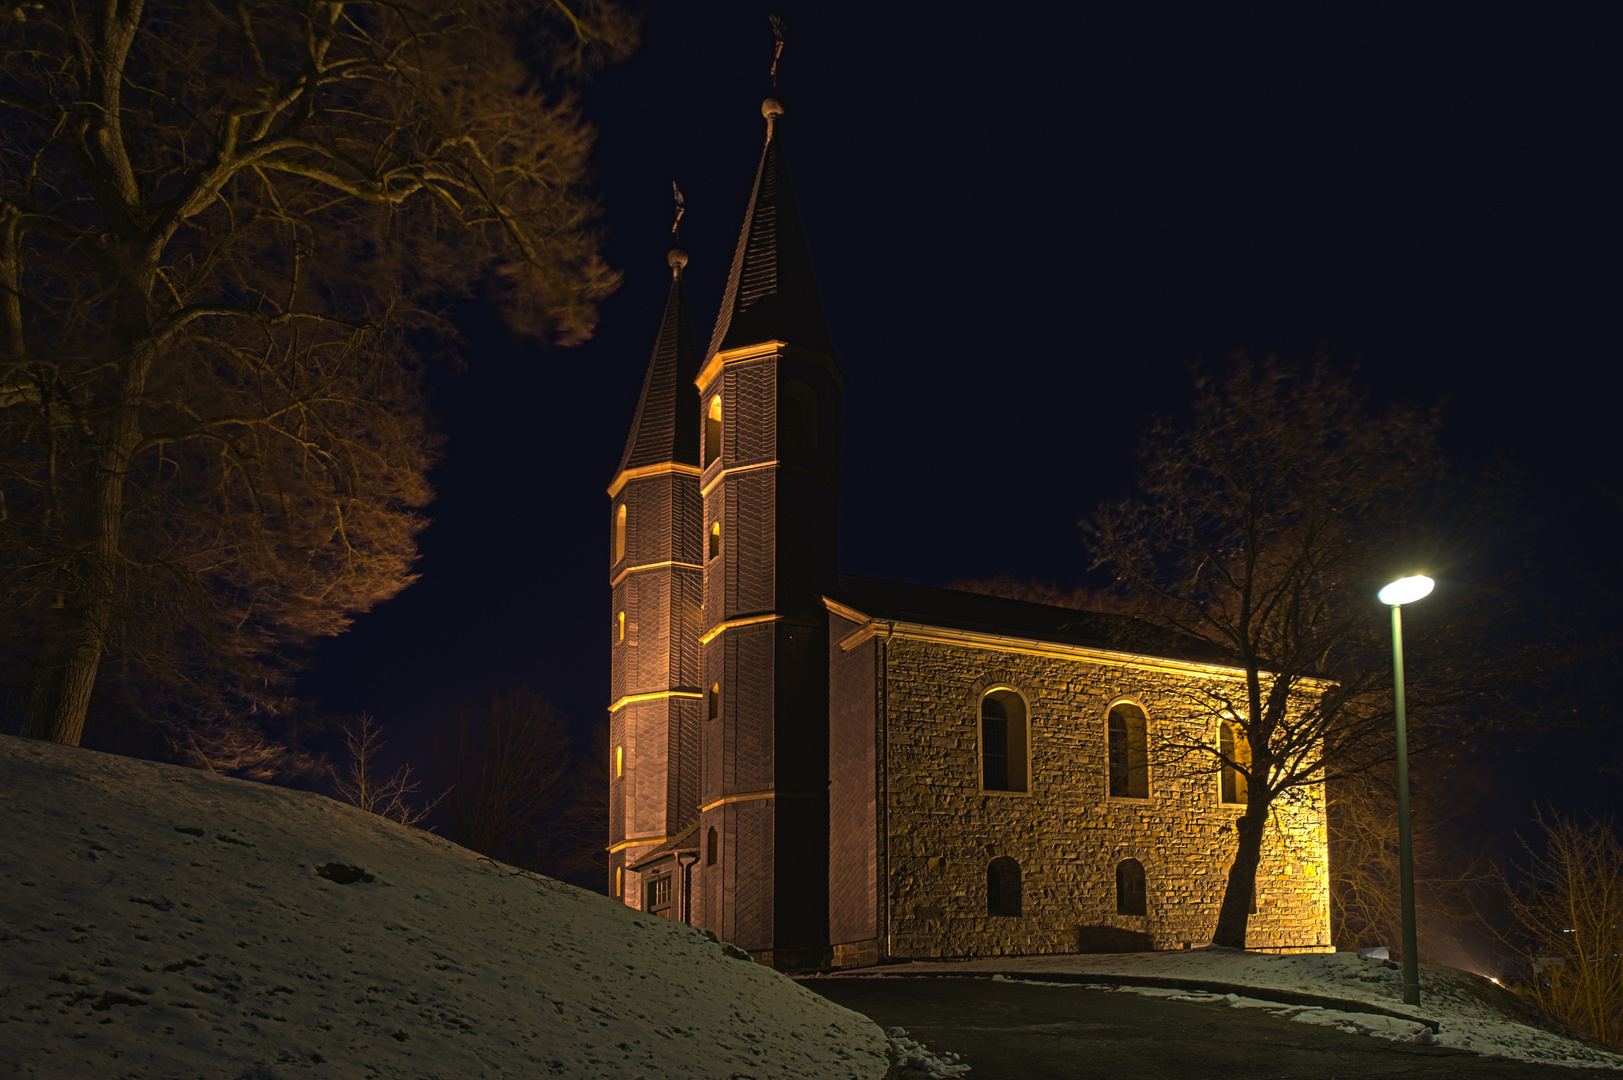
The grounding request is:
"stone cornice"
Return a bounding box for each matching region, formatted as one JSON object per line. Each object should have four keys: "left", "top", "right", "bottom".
{"left": 820, "top": 597, "right": 1335, "bottom": 688}
{"left": 610, "top": 559, "right": 703, "bottom": 589}
{"left": 695, "top": 339, "right": 846, "bottom": 396}
{"left": 606, "top": 461, "right": 701, "bottom": 500}
{"left": 607, "top": 689, "right": 704, "bottom": 714}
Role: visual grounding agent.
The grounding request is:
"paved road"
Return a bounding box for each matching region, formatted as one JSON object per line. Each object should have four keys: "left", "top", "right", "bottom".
{"left": 799, "top": 977, "right": 1602, "bottom": 1080}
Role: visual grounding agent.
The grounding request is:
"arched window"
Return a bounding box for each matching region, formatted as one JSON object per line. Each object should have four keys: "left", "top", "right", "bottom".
{"left": 1220, "top": 720, "right": 1250, "bottom": 805}
{"left": 1116, "top": 858, "right": 1147, "bottom": 916}
{"left": 614, "top": 503, "right": 627, "bottom": 563}
{"left": 706, "top": 827, "right": 718, "bottom": 866}
{"left": 705, "top": 395, "right": 722, "bottom": 465}
{"left": 987, "top": 856, "right": 1022, "bottom": 916}
{"left": 614, "top": 745, "right": 624, "bottom": 778}
{"left": 709, "top": 521, "right": 721, "bottom": 561}
{"left": 778, "top": 381, "right": 818, "bottom": 451}
{"left": 617, "top": 611, "right": 625, "bottom": 644}
{"left": 1107, "top": 703, "right": 1150, "bottom": 799}
{"left": 613, "top": 865, "right": 623, "bottom": 898}
{"left": 708, "top": 683, "right": 720, "bottom": 720}
{"left": 980, "top": 689, "right": 1029, "bottom": 792}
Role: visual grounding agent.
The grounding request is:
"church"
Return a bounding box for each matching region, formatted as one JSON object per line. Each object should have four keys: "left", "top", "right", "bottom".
{"left": 606, "top": 92, "right": 1330, "bottom": 970}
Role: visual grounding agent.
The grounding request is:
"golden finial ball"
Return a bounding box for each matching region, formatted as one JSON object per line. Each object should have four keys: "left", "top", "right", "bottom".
{"left": 668, "top": 248, "right": 689, "bottom": 270}
{"left": 762, "top": 96, "right": 786, "bottom": 120}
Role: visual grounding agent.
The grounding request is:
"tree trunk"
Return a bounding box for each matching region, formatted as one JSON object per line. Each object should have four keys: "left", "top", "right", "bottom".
{"left": 1212, "top": 798, "right": 1270, "bottom": 947}
{"left": 18, "top": 603, "right": 107, "bottom": 746}
{"left": 20, "top": 332, "right": 149, "bottom": 745}
{"left": 18, "top": 454, "right": 126, "bottom": 745}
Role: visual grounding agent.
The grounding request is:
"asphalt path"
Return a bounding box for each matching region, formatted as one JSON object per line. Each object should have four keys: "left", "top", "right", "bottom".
{"left": 798, "top": 977, "right": 1604, "bottom": 1080}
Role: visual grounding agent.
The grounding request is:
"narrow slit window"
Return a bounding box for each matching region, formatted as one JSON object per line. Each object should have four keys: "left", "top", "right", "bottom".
{"left": 614, "top": 745, "right": 624, "bottom": 778}
{"left": 614, "top": 503, "right": 627, "bottom": 563}
{"left": 779, "top": 381, "right": 818, "bottom": 451}
{"left": 706, "top": 827, "right": 718, "bottom": 865}
{"left": 1116, "top": 858, "right": 1147, "bottom": 916}
{"left": 1220, "top": 720, "right": 1250, "bottom": 805}
{"left": 708, "top": 683, "right": 720, "bottom": 720}
{"left": 617, "top": 611, "right": 625, "bottom": 644}
{"left": 778, "top": 391, "right": 803, "bottom": 450}
{"left": 705, "top": 396, "right": 722, "bottom": 465}
{"left": 1108, "top": 703, "right": 1150, "bottom": 798}
{"left": 709, "top": 521, "right": 721, "bottom": 561}
{"left": 613, "top": 865, "right": 623, "bottom": 898}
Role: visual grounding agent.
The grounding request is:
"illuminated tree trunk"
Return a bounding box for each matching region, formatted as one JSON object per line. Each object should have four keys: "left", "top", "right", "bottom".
{"left": 1213, "top": 797, "right": 1269, "bottom": 948}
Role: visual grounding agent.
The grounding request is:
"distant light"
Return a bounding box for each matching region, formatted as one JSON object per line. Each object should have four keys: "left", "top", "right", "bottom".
{"left": 1491, "top": 977, "right": 1500, "bottom": 985}
{"left": 1378, "top": 576, "right": 1435, "bottom": 606}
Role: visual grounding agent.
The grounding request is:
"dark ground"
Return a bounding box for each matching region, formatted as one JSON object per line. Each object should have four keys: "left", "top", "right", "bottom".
{"left": 799, "top": 977, "right": 1610, "bottom": 1080}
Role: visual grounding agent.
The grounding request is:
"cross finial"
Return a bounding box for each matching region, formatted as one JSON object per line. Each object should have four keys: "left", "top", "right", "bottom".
{"left": 668, "top": 181, "right": 688, "bottom": 277}
{"left": 768, "top": 15, "right": 787, "bottom": 88}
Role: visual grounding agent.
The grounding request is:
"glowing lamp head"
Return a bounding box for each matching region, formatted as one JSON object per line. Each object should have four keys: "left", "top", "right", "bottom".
{"left": 1378, "top": 575, "right": 1435, "bottom": 606}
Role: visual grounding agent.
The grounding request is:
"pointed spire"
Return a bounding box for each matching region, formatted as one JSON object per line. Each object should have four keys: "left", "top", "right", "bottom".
{"left": 705, "top": 95, "right": 833, "bottom": 361}
{"left": 617, "top": 247, "right": 701, "bottom": 476}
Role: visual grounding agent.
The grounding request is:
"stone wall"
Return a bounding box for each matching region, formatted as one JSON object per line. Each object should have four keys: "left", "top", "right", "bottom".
{"left": 880, "top": 636, "right": 1329, "bottom": 957}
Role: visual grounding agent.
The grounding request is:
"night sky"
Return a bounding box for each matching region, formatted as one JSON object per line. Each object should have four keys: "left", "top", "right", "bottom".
{"left": 296, "top": 4, "right": 1622, "bottom": 826}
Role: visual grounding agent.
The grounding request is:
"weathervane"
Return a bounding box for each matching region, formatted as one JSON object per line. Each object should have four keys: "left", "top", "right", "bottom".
{"left": 671, "top": 181, "right": 685, "bottom": 241}
{"left": 769, "top": 15, "right": 786, "bottom": 87}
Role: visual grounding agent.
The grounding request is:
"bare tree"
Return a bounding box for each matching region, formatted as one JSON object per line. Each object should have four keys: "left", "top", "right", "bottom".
{"left": 1328, "top": 759, "right": 1495, "bottom": 962}
{"left": 1088, "top": 356, "right": 1530, "bottom": 948}
{"left": 1500, "top": 811, "right": 1623, "bottom": 1048}
{"left": 0, "top": 1, "right": 635, "bottom": 752}
{"left": 435, "top": 686, "right": 572, "bottom": 870}
{"left": 331, "top": 712, "right": 438, "bottom": 826}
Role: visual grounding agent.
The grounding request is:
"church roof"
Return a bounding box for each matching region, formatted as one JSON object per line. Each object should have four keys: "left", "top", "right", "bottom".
{"left": 831, "top": 575, "right": 1233, "bottom": 668}
{"left": 705, "top": 99, "right": 834, "bottom": 361}
{"left": 627, "top": 823, "right": 700, "bottom": 872}
{"left": 616, "top": 254, "right": 702, "bottom": 478}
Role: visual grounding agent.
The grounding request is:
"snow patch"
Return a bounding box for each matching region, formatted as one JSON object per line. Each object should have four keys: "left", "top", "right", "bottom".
{"left": 886, "top": 1026, "right": 971, "bottom": 1077}
{"left": 0, "top": 736, "right": 889, "bottom": 1078}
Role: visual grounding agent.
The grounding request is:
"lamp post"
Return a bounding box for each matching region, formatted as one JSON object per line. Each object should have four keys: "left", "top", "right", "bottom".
{"left": 1378, "top": 574, "right": 1434, "bottom": 1007}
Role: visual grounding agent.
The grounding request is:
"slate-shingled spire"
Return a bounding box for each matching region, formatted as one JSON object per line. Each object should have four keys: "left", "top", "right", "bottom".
{"left": 705, "top": 96, "right": 833, "bottom": 360}
{"left": 616, "top": 249, "right": 702, "bottom": 478}
{"left": 607, "top": 244, "right": 706, "bottom": 908}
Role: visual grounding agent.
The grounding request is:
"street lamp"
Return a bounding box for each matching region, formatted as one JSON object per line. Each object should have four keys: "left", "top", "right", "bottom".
{"left": 1378, "top": 574, "right": 1434, "bottom": 1007}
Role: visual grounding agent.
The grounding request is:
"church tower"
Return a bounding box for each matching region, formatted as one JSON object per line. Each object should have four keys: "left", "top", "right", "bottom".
{"left": 607, "top": 246, "right": 704, "bottom": 905}
{"left": 692, "top": 94, "right": 843, "bottom": 967}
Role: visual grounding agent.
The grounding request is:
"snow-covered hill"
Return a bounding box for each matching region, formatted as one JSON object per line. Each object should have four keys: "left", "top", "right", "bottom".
{"left": 0, "top": 736, "right": 890, "bottom": 1079}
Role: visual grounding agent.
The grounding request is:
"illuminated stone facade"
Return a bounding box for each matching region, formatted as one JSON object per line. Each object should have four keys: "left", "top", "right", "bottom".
{"left": 826, "top": 614, "right": 1329, "bottom": 963}
{"left": 607, "top": 94, "right": 1330, "bottom": 968}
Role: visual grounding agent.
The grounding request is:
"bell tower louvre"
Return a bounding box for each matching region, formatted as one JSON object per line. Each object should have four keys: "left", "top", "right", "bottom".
{"left": 606, "top": 246, "right": 704, "bottom": 908}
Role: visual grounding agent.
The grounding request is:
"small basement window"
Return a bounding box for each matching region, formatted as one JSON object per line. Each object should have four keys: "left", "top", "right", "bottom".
{"left": 987, "top": 856, "right": 1022, "bottom": 916}
{"left": 1116, "top": 858, "right": 1147, "bottom": 916}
